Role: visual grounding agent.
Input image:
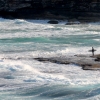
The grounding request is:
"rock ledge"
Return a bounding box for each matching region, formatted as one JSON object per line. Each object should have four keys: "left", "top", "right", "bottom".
{"left": 34, "top": 54, "right": 100, "bottom": 70}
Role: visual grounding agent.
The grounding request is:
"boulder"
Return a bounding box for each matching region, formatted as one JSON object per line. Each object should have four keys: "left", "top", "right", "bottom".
{"left": 48, "top": 20, "right": 58, "bottom": 24}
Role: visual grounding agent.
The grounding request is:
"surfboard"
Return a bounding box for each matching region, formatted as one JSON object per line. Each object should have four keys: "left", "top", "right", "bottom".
{"left": 88, "top": 49, "right": 96, "bottom": 52}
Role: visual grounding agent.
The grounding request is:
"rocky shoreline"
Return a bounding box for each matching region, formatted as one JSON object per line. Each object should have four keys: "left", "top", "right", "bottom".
{"left": 1, "top": 53, "right": 100, "bottom": 70}
{"left": 34, "top": 54, "right": 100, "bottom": 70}
{"left": 0, "top": 9, "right": 100, "bottom": 24}
{"left": 0, "top": 9, "right": 100, "bottom": 70}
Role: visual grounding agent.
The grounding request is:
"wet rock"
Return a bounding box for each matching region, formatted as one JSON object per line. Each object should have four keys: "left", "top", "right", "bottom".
{"left": 48, "top": 20, "right": 58, "bottom": 24}
{"left": 95, "top": 56, "right": 100, "bottom": 61}
{"left": 66, "top": 22, "right": 80, "bottom": 25}
{"left": 81, "top": 64, "right": 92, "bottom": 70}
{"left": 66, "top": 18, "right": 80, "bottom": 25}
{"left": 34, "top": 58, "right": 48, "bottom": 62}
{"left": 82, "top": 64, "right": 100, "bottom": 70}
{"left": 34, "top": 54, "right": 100, "bottom": 70}
{"left": 34, "top": 57, "right": 70, "bottom": 64}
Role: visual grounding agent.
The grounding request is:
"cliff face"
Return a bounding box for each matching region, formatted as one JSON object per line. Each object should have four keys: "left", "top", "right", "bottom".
{"left": 0, "top": 0, "right": 100, "bottom": 20}
{"left": 0, "top": 0, "right": 100, "bottom": 12}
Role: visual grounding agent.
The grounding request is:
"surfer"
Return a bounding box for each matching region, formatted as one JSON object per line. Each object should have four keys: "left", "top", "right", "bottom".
{"left": 92, "top": 47, "right": 95, "bottom": 56}
{"left": 89, "top": 47, "right": 96, "bottom": 56}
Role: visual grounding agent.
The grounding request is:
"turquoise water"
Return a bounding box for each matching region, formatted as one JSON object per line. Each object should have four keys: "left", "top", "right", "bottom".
{"left": 0, "top": 18, "right": 100, "bottom": 100}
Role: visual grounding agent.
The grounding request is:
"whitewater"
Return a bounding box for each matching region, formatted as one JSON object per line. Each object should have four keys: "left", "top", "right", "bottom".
{"left": 0, "top": 18, "right": 100, "bottom": 100}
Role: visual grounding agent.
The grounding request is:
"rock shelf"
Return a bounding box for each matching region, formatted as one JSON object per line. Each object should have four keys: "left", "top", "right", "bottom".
{"left": 1, "top": 54, "right": 100, "bottom": 70}
{"left": 34, "top": 54, "right": 100, "bottom": 70}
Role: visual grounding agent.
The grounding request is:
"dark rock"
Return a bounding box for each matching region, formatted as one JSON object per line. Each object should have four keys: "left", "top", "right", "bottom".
{"left": 82, "top": 66, "right": 92, "bottom": 70}
{"left": 34, "top": 57, "right": 70, "bottom": 65}
{"left": 97, "top": 57, "right": 100, "bottom": 60}
{"left": 66, "top": 18, "right": 80, "bottom": 25}
{"left": 95, "top": 57, "right": 100, "bottom": 61}
{"left": 81, "top": 64, "right": 92, "bottom": 67}
{"left": 65, "top": 22, "right": 80, "bottom": 25}
{"left": 95, "top": 59, "right": 100, "bottom": 61}
{"left": 48, "top": 20, "right": 58, "bottom": 24}
{"left": 34, "top": 58, "right": 48, "bottom": 62}
{"left": 82, "top": 64, "right": 100, "bottom": 70}
{"left": 60, "top": 61, "right": 70, "bottom": 64}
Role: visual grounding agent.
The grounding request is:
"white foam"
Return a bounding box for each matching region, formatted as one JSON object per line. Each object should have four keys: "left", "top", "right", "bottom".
{"left": 0, "top": 18, "right": 100, "bottom": 87}
{"left": 80, "top": 95, "right": 100, "bottom": 100}
{"left": 0, "top": 53, "right": 100, "bottom": 91}
{"left": 0, "top": 18, "right": 99, "bottom": 40}
{"left": 94, "top": 39, "right": 100, "bottom": 41}
{"left": 31, "top": 46, "right": 100, "bottom": 58}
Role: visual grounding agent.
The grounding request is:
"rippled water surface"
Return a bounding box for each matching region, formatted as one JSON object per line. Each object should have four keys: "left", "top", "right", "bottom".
{"left": 0, "top": 18, "right": 100, "bottom": 100}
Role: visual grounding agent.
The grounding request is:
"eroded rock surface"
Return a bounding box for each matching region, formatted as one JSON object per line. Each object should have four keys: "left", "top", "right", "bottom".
{"left": 34, "top": 54, "right": 100, "bottom": 70}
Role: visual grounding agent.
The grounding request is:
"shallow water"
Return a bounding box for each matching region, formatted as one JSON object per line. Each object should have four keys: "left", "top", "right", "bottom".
{"left": 0, "top": 18, "right": 100, "bottom": 100}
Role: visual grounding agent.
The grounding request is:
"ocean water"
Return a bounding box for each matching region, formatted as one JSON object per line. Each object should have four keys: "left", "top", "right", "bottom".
{"left": 0, "top": 18, "right": 100, "bottom": 100}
